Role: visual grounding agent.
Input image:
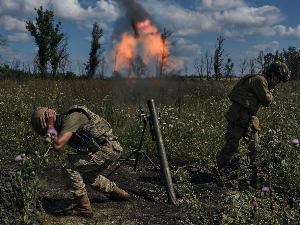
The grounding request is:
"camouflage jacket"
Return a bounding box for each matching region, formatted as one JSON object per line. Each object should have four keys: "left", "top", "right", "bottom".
{"left": 55, "top": 105, "right": 119, "bottom": 153}
{"left": 225, "top": 71, "right": 275, "bottom": 127}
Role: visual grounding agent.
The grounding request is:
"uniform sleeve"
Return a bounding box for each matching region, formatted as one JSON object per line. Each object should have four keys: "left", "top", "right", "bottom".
{"left": 250, "top": 76, "right": 275, "bottom": 107}
{"left": 60, "top": 112, "right": 89, "bottom": 133}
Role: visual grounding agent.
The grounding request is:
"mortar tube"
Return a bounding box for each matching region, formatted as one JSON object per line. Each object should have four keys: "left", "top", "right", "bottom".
{"left": 147, "top": 99, "right": 177, "bottom": 205}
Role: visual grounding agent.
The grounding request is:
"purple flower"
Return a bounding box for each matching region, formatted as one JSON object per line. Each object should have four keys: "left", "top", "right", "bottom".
{"left": 61, "top": 93, "right": 63, "bottom": 95}
{"left": 292, "top": 139, "right": 299, "bottom": 146}
{"left": 101, "top": 107, "right": 103, "bottom": 109}
{"left": 242, "top": 157, "right": 246, "bottom": 161}
{"left": 253, "top": 201, "right": 258, "bottom": 207}
{"left": 262, "top": 187, "right": 269, "bottom": 192}
{"left": 205, "top": 142, "right": 208, "bottom": 144}
{"left": 92, "top": 104, "right": 94, "bottom": 107}
{"left": 15, "top": 155, "right": 28, "bottom": 162}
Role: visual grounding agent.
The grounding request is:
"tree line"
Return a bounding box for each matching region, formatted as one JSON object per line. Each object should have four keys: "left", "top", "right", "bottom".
{"left": 193, "top": 37, "right": 300, "bottom": 81}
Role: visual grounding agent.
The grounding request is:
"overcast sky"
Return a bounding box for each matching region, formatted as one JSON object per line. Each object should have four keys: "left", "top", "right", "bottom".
{"left": 1, "top": 0, "right": 300, "bottom": 77}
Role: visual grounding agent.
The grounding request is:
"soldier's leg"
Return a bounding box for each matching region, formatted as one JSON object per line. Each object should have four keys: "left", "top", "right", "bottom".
{"left": 61, "top": 154, "right": 114, "bottom": 197}
{"left": 81, "top": 158, "right": 116, "bottom": 194}
{"left": 216, "top": 120, "right": 246, "bottom": 169}
{"left": 82, "top": 139, "right": 129, "bottom": 200}
{"left": 248, "top": 129, "right": 260, "bottom": 188}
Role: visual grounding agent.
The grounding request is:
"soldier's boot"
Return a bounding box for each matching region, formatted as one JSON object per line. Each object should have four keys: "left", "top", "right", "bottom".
{"left": 62, "top": 195, "right": 93, "bottom": 217}
{"left": 110, "top": 186, "right": 130, "bottom": 201}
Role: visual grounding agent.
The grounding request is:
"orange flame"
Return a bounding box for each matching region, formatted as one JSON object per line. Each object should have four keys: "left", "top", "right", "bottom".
{"left": 137, "top": 19, "right": 157, "bottom": 34}
{"left": 112, "top": 19, "right": 172, "bottom": 71}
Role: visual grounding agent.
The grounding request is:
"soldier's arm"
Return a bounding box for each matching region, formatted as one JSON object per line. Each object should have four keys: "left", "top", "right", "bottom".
{"left": 52, "top": 132, "right": 73, "bottom": 152}
{"left": 252, "top": 77, "right": 275, "bottom": 107}
{"left": 44, "top": 108, "right": 73, "bottom": 152}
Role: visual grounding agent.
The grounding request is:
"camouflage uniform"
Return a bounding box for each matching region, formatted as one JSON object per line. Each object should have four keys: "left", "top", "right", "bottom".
{"left": 216, "top": 71, "right": 275, "bottom": 175}
{"left": 56, "top": 105, "right": 123, "bottom": 197}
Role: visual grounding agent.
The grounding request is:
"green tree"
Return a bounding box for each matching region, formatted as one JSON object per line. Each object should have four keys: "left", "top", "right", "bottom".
{"left": 86, "top": 22, "right": 103, "bottom": 79}
{"left": 213, "top": 36, "right": 225, "bottom": 80}
{"left": 264, "top": 52, "right": 275, "bottom": 69}
{"left": 49, "top": 23, "right": 64, "bottom": 78}
{"left": 25, "top": 6, "right": 64, "bottom": 79}
{"left": 283, "top": 46, "right": 300, "bottom": 80}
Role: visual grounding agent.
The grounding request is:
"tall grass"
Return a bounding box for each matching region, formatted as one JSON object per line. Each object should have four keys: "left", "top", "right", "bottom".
{"left": 1, "top": 78, "right": 300, "bottom": 223}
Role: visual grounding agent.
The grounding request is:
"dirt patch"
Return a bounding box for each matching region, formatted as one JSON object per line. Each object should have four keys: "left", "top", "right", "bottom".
{"left": 3, "top": 156, "right": 254, "bottom": 224}
{"left": 34, "top": 157, "right": 235, "bottom": 225}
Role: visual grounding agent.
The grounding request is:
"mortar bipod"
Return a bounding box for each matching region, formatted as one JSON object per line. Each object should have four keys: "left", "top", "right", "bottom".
{"left": 106, "top": 107, "right": 162, "bottom": 178}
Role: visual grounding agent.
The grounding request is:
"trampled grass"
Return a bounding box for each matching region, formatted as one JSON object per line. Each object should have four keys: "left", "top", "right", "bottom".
{"left": 1, "top": 78, "right": 300, "bottom": 224}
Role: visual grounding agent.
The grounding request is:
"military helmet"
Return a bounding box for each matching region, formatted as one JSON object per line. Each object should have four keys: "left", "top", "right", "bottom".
{"left": 31, "top": 107, "right": 48, "bottom": 136}
{"left": 269, "top": 61, "right": 290, "bottom": 82}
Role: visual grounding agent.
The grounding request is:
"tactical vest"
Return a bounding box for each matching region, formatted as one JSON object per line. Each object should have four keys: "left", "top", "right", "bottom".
{"left": 228, "top": 73, "right": 263, "bottom": 115}
{"left": 56, "top": 105, "right": 113, "bottom": 153}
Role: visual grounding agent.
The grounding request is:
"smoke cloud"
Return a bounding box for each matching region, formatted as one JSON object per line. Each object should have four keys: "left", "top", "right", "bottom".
{"left": 111, "top": 0, "right": 160, "bottom": 42}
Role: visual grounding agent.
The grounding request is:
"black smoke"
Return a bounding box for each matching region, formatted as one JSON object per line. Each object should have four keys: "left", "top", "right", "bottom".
{"left": 111, "top": 0, "right": 160, "bottom": 41}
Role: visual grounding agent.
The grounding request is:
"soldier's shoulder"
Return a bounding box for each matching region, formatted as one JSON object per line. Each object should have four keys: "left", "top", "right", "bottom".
{"left": 250, "top": 72, "right": 267, "bottom": 82}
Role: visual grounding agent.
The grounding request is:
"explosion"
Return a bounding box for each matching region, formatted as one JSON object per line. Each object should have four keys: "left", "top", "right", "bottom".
{"left": 112, "top": 19, "right": 170, "bottom": 72}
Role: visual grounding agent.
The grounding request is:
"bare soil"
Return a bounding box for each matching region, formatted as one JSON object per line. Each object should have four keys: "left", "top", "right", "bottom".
{"left": 3, "top": 156, "right": 251, "bottom": 224}
{"left": 34, "top": 157, "right": 245, "bottom": 225}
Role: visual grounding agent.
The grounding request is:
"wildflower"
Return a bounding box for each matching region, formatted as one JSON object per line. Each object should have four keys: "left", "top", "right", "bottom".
{"left": 28, "top": 209, "right": 33, "bottom": 212}
{"left": 59, "top": 105, "right": 61, "bottom": 107}
{"left": 205, "top": 142, "right": 208, "bottom": 144}
{"left": 61, "top": 93, "right": 63, "bottom": 95}
{"left": 292, "top": 139, "right": 299, "bottom": 146}
{"left": 15, "top": 155, "right": 28, "bottom": 162}
{"left": 262, "top": 187, "right": 269, "bottom": 192}
{"left": 242, "top": 157, "right": 246, "bottom": 161}
{"left": 92, "top": 104, "right": 94, "bottom": 107}
{"left": 203, "top": 112, "right": 205, "bottom": 114}
{"left": 101, "top": 107, "right": 103, "bottom": 109}
{"left": 253, "top": 201, "right": 258, "bottom": 207}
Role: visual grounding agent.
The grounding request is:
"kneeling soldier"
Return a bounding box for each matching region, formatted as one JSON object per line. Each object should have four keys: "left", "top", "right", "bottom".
{"left": 31, "top": 105, "right": 130, "bottom": 217}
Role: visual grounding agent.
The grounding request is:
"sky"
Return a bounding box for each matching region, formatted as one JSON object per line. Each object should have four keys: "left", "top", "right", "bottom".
{"left": 1, "top": 0, "right": 300, "bottom": 77}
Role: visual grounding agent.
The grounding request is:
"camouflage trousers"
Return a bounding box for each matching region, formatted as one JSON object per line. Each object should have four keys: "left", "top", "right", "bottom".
{"left": 62, "top": 139, "right": 122, "bottom": 198}
{"left": 216, "top": 119, "right": 259, "bottom": 171}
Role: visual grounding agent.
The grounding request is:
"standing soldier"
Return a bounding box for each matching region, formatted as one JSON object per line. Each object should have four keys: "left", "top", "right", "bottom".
{"left": 31, "top": 105, "right": 130, "bottom": 217}
{"left": 215, "top": 61, "right": 290, "bottom": 188}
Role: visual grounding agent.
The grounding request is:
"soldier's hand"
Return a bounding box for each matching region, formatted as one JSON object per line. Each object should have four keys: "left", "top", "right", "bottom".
{"left": 45, "top": 108, "right": 56, "bottom": 128}
{"left": 268, "top": 75, "right": 280, "bottom": 86}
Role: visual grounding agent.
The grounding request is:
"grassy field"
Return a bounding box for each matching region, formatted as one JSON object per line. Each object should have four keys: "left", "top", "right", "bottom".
{"left": 1, "top": 78, "right": 300, "bottom": 224}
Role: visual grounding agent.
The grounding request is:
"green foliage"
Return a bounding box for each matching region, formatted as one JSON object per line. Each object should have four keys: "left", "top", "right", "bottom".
{"left": 2, "top": 79, "right": 300, "bottom": 223}
{"left": 174, "top": 169, "right": 208, "bottom": 224}
{"left": 86, "top": 22, "right": 103, "bottom": 79}
{"left": 25, "top": 6, "right": 64, "bottom": 79}
{"left": 17, "top": 144, "right": 51, "bottom": 224}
